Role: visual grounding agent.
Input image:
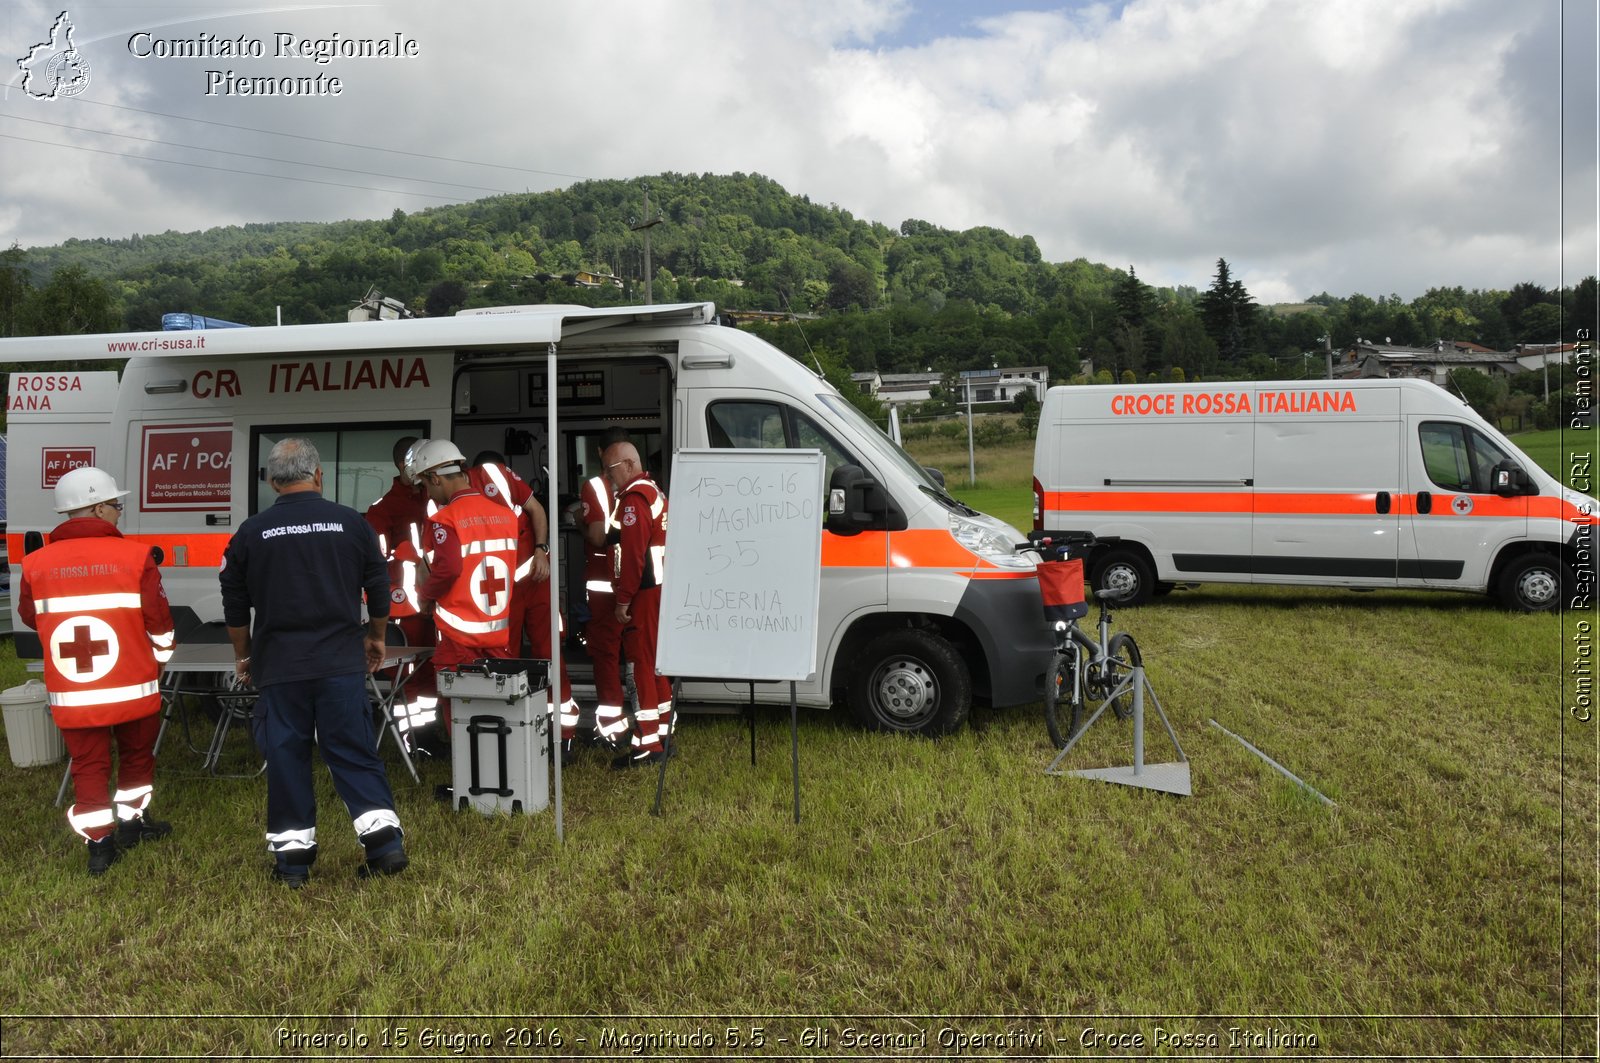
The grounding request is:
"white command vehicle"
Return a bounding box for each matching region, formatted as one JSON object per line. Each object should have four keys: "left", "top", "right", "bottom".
{"left": 3, "top": 302, "right": 1047, "bottom": 734}
{"left": 1032, "top": 379, "right": 1596, "bottom": 611}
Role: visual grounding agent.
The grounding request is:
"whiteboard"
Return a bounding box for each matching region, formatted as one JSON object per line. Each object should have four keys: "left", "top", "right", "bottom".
{"left": 655, "top": 449, "right": 825, "bottom": 682}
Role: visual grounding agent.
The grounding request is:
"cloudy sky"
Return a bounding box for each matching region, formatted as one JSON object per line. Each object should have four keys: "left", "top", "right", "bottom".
{"left": 1, "top": 0, "right": 1594, "bottom": 304}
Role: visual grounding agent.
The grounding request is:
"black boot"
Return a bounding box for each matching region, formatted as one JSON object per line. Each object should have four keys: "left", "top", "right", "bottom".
{"left": 116, "top": 815, "right": 173, "bottom": 849}
{"left": 86, "top": 836, "right": 121, "bottom": 876}
{"left": 358, "top": 826, "right": 409, "bottom": 879}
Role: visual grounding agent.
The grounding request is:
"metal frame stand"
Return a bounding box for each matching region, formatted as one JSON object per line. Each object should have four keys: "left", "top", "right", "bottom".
{"left": 652, "top": 679, "right": 802, "bottom": 823}
{"left": 1046, "top": 665, "right": 1191, "bottom": 796}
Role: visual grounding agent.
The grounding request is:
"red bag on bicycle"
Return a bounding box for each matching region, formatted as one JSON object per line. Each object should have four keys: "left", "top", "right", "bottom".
{"left": 1036, "top": 558, "right": 1088, "bottom": 623}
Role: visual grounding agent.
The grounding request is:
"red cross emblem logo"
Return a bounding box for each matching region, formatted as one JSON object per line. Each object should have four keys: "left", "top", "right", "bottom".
{"left": 470, "top": 556, "right": 511, "bottom": 616}
{"left": 50, "top": 616, "right": 120, "bottom": 682}
{"left": 1451, "top": 495, "right": 1473, "bottom": 516}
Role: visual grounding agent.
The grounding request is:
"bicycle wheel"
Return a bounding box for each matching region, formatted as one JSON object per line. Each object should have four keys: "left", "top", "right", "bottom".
{"left": 1043, "top": 645, "right": 1083, "bottom": 748}
{"left": 1089, "top": 632, "right": 1142, "bottom": 721}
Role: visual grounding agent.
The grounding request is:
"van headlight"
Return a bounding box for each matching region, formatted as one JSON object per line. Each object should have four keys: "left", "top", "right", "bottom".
{"left": 949, "top": 514, "right": 1034, "bottom": 569}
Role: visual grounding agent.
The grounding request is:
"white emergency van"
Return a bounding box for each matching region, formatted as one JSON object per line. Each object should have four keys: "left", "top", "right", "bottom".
{"left": 1033, "top": 379, "right": 1596, "bottom": 611}
{"left": 2, "top": 302, "right": 1048, "bottom": 734}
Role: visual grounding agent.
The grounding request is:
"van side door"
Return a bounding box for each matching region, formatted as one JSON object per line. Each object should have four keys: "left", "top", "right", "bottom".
{"left": 1404, "top": 417, "right": 1530, "bottom": 589}
{"left": 1249, "top": 388, "right": 1401, "bottom": 587}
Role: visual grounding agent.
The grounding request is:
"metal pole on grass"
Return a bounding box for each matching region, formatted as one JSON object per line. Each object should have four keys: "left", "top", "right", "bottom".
{"left": 547, "top": 340, "right": 564, "bottom": 843}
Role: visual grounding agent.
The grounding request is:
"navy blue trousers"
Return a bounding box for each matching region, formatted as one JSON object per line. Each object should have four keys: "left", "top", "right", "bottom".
{"left": 257, "top": 673, "right": 402, "bottom": 868}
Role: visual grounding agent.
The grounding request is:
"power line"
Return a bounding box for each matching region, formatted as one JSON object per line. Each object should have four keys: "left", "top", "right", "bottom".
{"left": 0, "top": 131, "right": 472, "bottom": 201}
{"left": 41, "top": 97, "right": 593, "bottom": 181}
{"left": 0, "top": 111, "right": 516, "bottom": 196}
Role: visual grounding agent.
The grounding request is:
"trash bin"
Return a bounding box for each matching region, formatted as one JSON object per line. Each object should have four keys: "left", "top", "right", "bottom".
{"left": 1, "top": 680, "right": 66, "bottom": 768}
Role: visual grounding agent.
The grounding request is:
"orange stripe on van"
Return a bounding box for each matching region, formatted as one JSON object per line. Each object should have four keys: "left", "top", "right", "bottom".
{"left": 131, "top": 533, "right": 231, "bottom": 567}
{"left": 819, "top": 529, "right": 1034, "bottom": 576}
{"left": 821, "top": 532, "right": 889, "bottom": 567}
{"left": 5, "top": 531, "right": 231, "bottom": 568}
{"left": 1045, "top": 490, "right": 1598, "bottom": 523}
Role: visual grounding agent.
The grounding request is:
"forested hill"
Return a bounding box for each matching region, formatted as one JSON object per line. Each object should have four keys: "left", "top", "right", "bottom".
{"left": 6, "top": 172, "right": 1593, "bottom": 389}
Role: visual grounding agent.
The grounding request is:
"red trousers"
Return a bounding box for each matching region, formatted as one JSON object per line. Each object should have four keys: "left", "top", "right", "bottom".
{"left": 62, "top": 712, "right": 160, "bottom": 842}
{"left": 507, "top": 575, "right": 578, "bottom": 737}
{"left": 586, "top": 591, "right": 624, "bottom": 704}
{"left": 432, "top": 634, "right": 511, "bottom": 732}
{"left": 619, "top": 586, "right": 674, "bottom": 752}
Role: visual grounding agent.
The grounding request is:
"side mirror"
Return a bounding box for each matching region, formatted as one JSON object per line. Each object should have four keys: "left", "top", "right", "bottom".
{"left": 923, "top": 466, "right": 946, "bottom": 489}
{"left": 826, "top": 464, "right": 907, "bottom": 535}
{"left": 1491, "top": 462, "right": 1529, "bottom": 497}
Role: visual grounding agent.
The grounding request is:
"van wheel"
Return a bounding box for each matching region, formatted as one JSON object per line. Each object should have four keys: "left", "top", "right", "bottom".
{"left": 1091, "top": 548, "right": 1155, "bottom": 606}
{"left": 848, "top": 630, "right": 971, "bottom": 736}
{"left": 1497, "top": 554, "right": 1566, "bottom": 612}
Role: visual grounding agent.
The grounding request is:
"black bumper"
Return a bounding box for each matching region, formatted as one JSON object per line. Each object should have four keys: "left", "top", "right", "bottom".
{"left": 955, "top": 576, "right": 1055, "bottom": 708}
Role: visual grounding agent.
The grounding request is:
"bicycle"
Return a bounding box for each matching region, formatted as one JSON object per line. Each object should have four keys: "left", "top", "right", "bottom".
{"left": 1019, "top": 530, "right": 1145, "bottom": 749}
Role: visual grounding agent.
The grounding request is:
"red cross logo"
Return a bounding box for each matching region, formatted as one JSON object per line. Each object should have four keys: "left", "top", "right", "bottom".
{"left": 50, "top": 615, "right": 120, "bottom": 682}
{"left": 478, "top": 568, "right": 507, "bottom": 609}
{"left": 61, "top": 623, "right": 109, "bottom": 674}
{"left": 470, "top": 555, "right": 512, "bottom": 615}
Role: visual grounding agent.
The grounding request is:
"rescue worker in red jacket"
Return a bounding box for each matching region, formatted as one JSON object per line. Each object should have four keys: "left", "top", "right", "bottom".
{"left": 467, "top": 452, "right": 580, "bottom": 757}
{"left": 581, "top": 428, "right": 632, "bottom": 750}
{"left": 602, "top": 440, "right": 674, "bottom": 768}
{"left": 409, "top": 440, "right": 519, "bottom": 729}
{"left": 364, "top": 435, "right": 438, "bottom": 744}
{"left": 18, "top": 467, "right": 175, "bottom": 875}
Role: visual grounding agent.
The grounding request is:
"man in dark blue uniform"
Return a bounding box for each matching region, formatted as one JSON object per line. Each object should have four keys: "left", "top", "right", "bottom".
{"left": 220, "top": 438, "right": 409, "bottom": 887}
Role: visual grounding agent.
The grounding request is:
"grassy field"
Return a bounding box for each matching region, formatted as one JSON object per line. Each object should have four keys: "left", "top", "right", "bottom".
{"left": 0, "top": 423, "right": 1594, "bottom": 1058}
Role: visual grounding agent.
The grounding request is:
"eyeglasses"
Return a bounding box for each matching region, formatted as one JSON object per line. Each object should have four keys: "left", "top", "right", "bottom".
{"left": 98, "top": 501, "right": 124, "bottom": 512}
{"left": 606, "top": 459, "right": 636, "bottom": 470}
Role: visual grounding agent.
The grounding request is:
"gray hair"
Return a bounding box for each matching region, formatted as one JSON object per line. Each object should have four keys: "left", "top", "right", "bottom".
{"left": 267, "top": 438, "right": 320, "bottom": 487}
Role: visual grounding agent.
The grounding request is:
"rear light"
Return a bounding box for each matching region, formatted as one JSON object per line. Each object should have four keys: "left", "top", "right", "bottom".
{"left": 1032, "top": 477, "right": 1043, "bottom": 531}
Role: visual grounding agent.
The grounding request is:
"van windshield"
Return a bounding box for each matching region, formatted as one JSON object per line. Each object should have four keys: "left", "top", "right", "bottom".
{"left": 817, "top": 393, "right": 944, "bottom": 492}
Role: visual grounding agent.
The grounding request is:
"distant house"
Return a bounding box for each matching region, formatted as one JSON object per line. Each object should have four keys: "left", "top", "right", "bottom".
{"left": 849, "top": 366, "right": 1049, "bottom": 409}
{"left": 529, "top": 270, "right": 624, "bottom": 289}
{"left": 1331, "top": 339, "right": 1522, "bottom": 384}
{"left": 1512, "top": 342, "right": 1584, "bottom": 373}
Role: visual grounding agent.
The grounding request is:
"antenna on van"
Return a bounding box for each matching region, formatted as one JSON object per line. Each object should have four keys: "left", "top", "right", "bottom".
{"left": 776, "top": 289, "right": 825, "bottom": 377}
{"left": 1442, "top": 369, "right": 1466, "bottom": 401}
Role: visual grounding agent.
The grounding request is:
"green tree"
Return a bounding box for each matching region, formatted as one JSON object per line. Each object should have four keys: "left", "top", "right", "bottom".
{"left": 1195, "top": 257, "right": 1257, "bottom": 363}
{"left": 0, "top": 244, "right": 33, "bottom": 338}
{"left": 23, "top": 265, "right": 119, "bottom": 335}
{"left": 1448, "top": 367, "right": 1506, "bottom": 422}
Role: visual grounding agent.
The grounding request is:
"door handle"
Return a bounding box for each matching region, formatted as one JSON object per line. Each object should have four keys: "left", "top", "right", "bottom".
{"left": 1416, "top": 490, "right": 1432, "bottom": 515}
{"left": 1375, "top": 491, "right": 1391, "bottom": 514}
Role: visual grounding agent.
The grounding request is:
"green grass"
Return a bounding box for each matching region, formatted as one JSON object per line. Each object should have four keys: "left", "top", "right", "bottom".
{"left": 0, "top": 427, "right": 1594, "bottom": 1056}
{"left": 1511, "top": 426, "right": 1598, "bottom": 482}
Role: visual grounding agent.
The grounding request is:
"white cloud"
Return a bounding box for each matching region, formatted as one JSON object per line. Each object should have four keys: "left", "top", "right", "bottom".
{"left": 0, "top": 0, "right": 1590, "bottom": 302}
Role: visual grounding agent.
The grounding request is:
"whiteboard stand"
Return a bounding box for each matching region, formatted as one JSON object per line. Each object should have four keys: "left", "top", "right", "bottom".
{"left": 653, "top": 448, "right": 825, "bottom": 827}
{"left": 650, "top": 678, "right": 803, "bottom": 825}
{"left": 651, "top": 678, "right": 682, "bottom": 817}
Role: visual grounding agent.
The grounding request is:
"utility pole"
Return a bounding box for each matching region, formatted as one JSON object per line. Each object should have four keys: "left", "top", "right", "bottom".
{"left": 629, "top": 183, "right": 664, "bottom": 305}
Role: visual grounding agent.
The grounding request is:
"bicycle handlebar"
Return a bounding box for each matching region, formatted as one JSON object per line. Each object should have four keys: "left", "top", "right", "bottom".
{"left": 1015, "top": 529, "right": 1121, "bottom": 560}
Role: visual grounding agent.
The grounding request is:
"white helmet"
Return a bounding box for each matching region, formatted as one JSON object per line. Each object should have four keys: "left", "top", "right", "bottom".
{"left": 405, "top": 438, "right": 467, "bottom": 480}
{"left": 55, "top": 466, "right": 129, "bottom": 513}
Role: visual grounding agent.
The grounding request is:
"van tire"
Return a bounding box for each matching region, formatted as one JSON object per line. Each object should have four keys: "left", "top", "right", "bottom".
{"left": 848, "top": 630, "right": 971, "bottom": 736}
{"left": 1091, "top": 548, "right": 1155, "bottom": 606}
{"left": 1496, "top": 553, "right": 1566, "bottom": 612}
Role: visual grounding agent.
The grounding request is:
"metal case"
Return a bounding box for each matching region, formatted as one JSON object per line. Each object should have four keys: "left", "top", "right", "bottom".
{"left": 443, "top": 663, "right": 550, "bottom": 815}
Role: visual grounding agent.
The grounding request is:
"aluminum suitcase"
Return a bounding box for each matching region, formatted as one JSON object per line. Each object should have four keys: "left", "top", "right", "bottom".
{"left": 442, "top": 660, "right": 550, "bottom": 815}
